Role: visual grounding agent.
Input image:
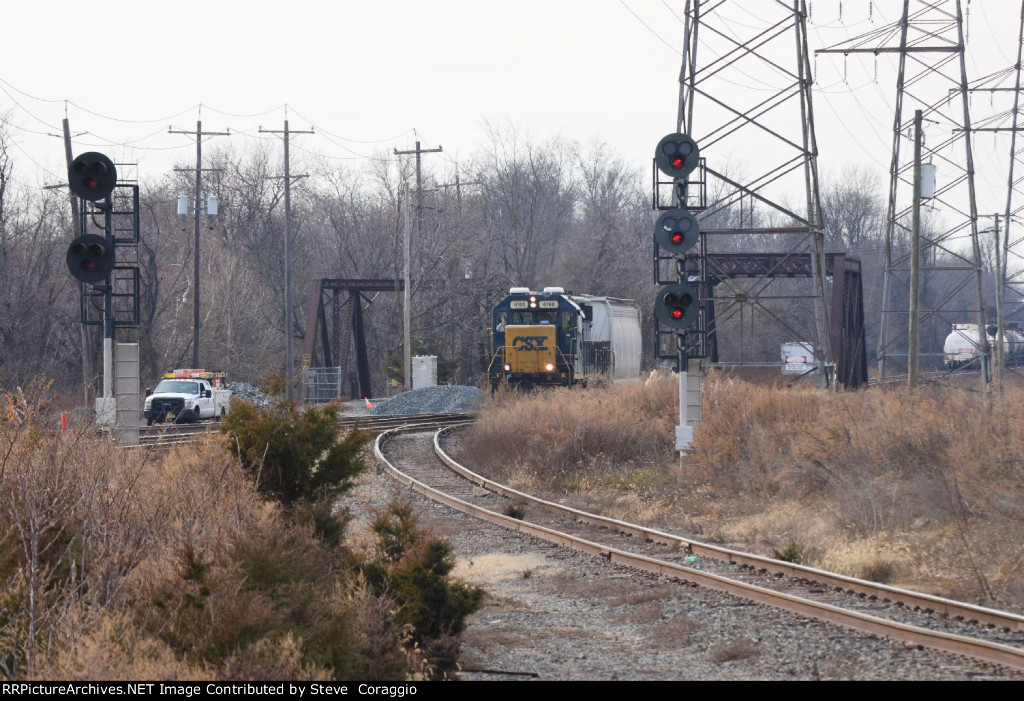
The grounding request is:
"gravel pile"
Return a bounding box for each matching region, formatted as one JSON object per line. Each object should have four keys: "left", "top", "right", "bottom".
{"left": 225, "top": 382, "right": 273, "bottom": 407}
{"left": 370, "top": 385, "right": 480, "bottom": 415}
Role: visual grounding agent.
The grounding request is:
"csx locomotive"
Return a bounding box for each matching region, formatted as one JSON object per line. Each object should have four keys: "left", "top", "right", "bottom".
{"left": 488, "top": 287, "right": 642, "bottom": 390}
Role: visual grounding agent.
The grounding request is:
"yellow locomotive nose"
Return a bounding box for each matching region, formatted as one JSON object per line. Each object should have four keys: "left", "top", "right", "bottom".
{"left": 504, "top": 325, "right": 557, "bottom": 374}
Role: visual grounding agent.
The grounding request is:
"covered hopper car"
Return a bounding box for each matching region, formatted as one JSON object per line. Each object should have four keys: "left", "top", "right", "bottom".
{"left": 488, "top": 287, "right": 642, "bottom": 390}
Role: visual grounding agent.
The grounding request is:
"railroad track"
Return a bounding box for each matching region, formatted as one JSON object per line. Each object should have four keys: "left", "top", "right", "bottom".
{"left": 867, "top": 370, "right": 959, "bottom": 387}
{"left": 374, "top": 425, "right": 1024, "bottom": 675}
{"left": 135, "top": 412, "right": 473, "bottom": 448}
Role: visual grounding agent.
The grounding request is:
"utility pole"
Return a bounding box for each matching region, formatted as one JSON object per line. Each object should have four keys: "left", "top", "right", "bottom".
{"left": 993, "top": 213, "right": 1004, "bottom": 396}
{"left": 977, "top": 213, "right": 1006, "bottom": 395}
{"left": 394, "top": 141, "right": 443, "bottom": 233}
{"left": 393, "top": 140, "right": 442, "bottom": 390}
{"left": 403, "top": 184, "right": 412, "bottom": 392}
{"left": 260, "top": 119, "right": 313, "bottom": 400}
{"left": 63, "top": 118, "right": 92, "bottom": 410}
{"left": 168, "top": 120, "right": 229, "bottom": 368}
{"left": 431, "top": 170, "right": 482, "bottom": 206}
{"left": 908, "top": 110, "right": 923, "bottom": 389}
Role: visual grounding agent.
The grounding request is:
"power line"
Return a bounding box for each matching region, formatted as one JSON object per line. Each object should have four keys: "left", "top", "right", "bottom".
{"left": 260, "top": 119, "right": 314, "bottom": 399}
{"left": 168, "top": 121, "right": 230, "bottom": 369}
{"left": 393, "top": 139, "right": 443, "bottom": 391}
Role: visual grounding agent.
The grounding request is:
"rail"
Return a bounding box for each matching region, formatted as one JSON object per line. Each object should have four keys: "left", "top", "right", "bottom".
{"left": 371, "top": 424, "right": 1024, "bottom": 672}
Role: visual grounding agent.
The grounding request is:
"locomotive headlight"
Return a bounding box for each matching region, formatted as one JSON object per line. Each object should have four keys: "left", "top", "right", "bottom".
{"left": 503, "top": 364, "right": 512, "bottom": 372}
{"left": 545, "top": 363, "right": 555, "bottom": 372}
{"left": 529, "top": 295, "right": 537, "bottom": 309}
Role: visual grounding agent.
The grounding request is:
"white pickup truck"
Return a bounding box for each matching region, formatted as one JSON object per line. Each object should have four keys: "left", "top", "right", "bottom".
{"left": 143, "top": 372, "right": 231, "bottom": 425}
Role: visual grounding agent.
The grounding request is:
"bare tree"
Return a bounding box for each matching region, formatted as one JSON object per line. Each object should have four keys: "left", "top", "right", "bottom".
{"left": 473, "top": 122, "right": 581, "bottom": 288}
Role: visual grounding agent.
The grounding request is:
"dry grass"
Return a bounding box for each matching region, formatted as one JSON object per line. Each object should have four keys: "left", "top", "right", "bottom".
{"left": 816, "top": 652, "right": 862, "bottom": 681}
{"left": 607, "top": 585, "right": 677, "bottom": 608}
{"left": 693, "top": 376, "right": 1024, "bottom": 608}
{"left": 458, "top": 376, "right": 679, "bottom": 490}
{"left": 647, "top": 615, "right": 705, "bottom": 647}
{"left": 0, "top": 382, "right": 432, "bottom": 681}
{"left": 609, "top": 601, "right": 662, "bottom": 625}
{"left": 545, "top": 574, "right": 631, "bottom": 599}
{"left": 708, "top": 638, "right": 762, "bottom": 663}
{"left": 457, "top": 372, "right": 1024, "bottom": 612}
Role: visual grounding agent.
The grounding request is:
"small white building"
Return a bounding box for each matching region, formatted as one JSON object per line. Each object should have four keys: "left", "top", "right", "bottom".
{"left": 412, "top": 355, "right": 438, "bottom": 389}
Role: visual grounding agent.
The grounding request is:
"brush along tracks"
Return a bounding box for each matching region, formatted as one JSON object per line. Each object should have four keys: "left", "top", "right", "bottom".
{"left": 373, "top": 425, "right": 1024, "bottom": 677}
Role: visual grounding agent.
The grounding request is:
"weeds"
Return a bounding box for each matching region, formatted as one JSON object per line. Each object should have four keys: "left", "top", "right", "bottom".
{"left": 503, "top": 502, "right": 526, "bottom": 520}
{"left": 693, "top": 377, "right": 1024, "bottom": 608}
{"left": 709, "top": 638, "right": 762, "bottom": 663}
{"left": 773, "top": 543, "right": 803, "bottom": 564}
{"left": 0, "top": 382, "right": 479, "bottom": 681}
{"left": 458, "top": 376, "right": 678, "bottom": 489}
{"left": 648, "top": 615, "right": 704, "bottom": 647}
{"left": 455, "top": 372, "right": 1024, "bottom": 611}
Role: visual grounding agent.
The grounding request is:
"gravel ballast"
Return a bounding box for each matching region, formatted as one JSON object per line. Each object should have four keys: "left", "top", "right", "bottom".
{"left": 370, "top": 385, "right": 480, "bottom": 415}
{"left": 224, "top": 381, "right": 272, "bottom": 406}
{"left": 341, "top": 430, "right": 1024, "bottom": 681}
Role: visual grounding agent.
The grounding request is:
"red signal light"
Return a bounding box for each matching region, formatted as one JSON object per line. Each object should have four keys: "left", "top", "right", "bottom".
{"left": 66, "top": 234, "right": 114, "bottom": 284}
{"left": 655, "top": 133, "right": 700, "bottom": 178}
{"left": 656, "top": 209, "right": 699, "bottom": 256}
{"left": 68, "top": 152, "right": 117, "bottom": 202}
{"left": 656, "top": 283, "right": 699, "bottom": 331}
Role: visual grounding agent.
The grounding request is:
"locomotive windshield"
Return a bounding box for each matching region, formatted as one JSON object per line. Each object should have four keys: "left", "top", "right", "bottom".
{"left": 496, "top": 308, "right": 577, "bottom": 328}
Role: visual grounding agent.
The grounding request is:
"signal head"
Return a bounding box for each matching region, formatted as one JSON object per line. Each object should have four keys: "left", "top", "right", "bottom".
{"left": 655, "top": 209, "right": 700, "bottom": 256}
{"left": 68, "top": 152, "right": 117, "bottom": 201}
{"left": 66, "top": 234, "right": 114, "bottom": 284}
{"left": 655, "top": 282, "right": 699, "bottom": 331}
{"left": 654, "top": 133, "right": 700, "bottom": 179}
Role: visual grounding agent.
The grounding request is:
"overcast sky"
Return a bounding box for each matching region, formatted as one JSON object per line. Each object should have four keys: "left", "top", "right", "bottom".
{"left": 2, "top": 0, "right": 1021, "bottom": 212}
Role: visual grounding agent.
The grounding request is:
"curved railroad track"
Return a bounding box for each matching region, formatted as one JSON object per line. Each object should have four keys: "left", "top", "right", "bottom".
{"left": 373, "top": 424, "right": 1024, "bottom": 676}
{"left": 135, "top": 412, "right": 473, "bottom": 448}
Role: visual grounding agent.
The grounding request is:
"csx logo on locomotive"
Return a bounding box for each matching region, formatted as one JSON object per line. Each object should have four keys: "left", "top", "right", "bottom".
{"left": 511, "top": 336, "right": 548, "bottom": 351}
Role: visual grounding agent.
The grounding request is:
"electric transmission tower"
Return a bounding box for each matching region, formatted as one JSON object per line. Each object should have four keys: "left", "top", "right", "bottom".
{"left": 674, "top": 0, "right": 840, "bottom": 387}
{"left": 819, "top": 0, "right": 987, "bottom": 384}
{"left": 968, "top": 2, "right": 1024, "bottom": 391}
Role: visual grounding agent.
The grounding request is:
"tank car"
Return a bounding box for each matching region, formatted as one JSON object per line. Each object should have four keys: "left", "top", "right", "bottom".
{"left": 943, "top": 323, "right": 1024, "bottom": 369}
{"left": 488, "top": 287, "right": 642, "bottom": 390}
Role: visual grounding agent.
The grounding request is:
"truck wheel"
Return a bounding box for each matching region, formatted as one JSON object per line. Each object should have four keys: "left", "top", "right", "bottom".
{"left": 146, "top": 418, "right": 154, "bottom": 426}
{"left": 176, "top": 409, "right": 196, "bottom": 424}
